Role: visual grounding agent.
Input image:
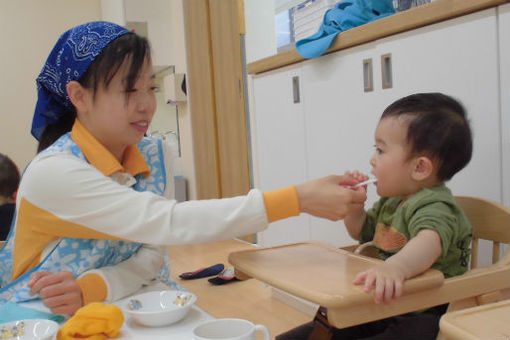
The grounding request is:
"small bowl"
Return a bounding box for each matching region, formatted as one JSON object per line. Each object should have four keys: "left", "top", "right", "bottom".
{"left": 123, "top": 290, "right": 197, "bottom": 327}
{"left": 0, "top": 319, "right": 59, "bottom": 340}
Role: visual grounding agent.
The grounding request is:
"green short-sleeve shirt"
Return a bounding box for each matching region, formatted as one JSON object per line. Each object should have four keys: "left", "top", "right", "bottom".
{"left": 360, "top": 185, "right": 472, "bottom": 278}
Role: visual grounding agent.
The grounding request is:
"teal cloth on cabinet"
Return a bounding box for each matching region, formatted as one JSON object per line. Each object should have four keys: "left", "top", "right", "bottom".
{"left": 296, "top": 0, "right": 395, "bottom": 59}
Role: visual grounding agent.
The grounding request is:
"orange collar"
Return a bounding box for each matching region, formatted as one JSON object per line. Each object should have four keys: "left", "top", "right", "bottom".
{"left": 70, "top": 119, "right": 150, "bottom": 178}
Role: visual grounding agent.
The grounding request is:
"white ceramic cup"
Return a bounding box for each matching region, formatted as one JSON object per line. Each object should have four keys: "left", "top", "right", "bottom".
{"left": 193, "top": 318, "right": 270, "bottom": 340}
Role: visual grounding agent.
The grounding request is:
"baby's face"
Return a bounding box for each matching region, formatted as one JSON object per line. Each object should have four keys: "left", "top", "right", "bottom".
{"left": 369, "top": 117, "right": 417, "bottom": 198}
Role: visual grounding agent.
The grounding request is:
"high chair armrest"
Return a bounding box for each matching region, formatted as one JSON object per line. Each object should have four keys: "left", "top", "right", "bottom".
{"left": 326, "top": 261, "right": 510, "bottom": 328}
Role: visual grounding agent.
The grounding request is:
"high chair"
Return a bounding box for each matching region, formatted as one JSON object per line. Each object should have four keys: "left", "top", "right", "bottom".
{"left": 446, "top": 196, "right": 510, "bottom": 309}
{"left": 228, "top": 195, "right": 510, "bottom": 339}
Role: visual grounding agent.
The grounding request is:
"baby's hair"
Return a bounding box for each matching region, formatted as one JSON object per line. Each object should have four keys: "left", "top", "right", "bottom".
{"left": 37, "top": 33, "right": 151, "bottom": 153}
{"left": 381, "top": 93, "right": 472, "bottom": 181}
{"left": 0, "top": 153, "right": 20, "bottom": 198}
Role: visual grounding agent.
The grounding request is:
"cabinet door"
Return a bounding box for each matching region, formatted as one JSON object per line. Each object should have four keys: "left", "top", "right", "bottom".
{"left": 499, "top": 3, "right": 510, "bottom": 208}
{"left": 302, "top": 43, "right": 383, "bottom": 246}
{"left": 377, "top": 8, "right": 502, "bottom": 203}
{"left": 250, "top": 65, "right": 311, "bottom": 246}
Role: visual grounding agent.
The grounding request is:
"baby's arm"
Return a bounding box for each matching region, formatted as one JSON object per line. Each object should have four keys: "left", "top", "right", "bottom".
{"left": 344, "top": 209, "right": 367, "bottom": 240}
{"left": 343, "top": 171, "right": 369, "bottom": 240}
{"left": 353, "top": 229, "right": 442, "bottom": 304}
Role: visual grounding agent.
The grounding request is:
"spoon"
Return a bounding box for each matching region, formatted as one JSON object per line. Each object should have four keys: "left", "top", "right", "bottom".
{"left": 350, "top": 178, "right": 377, "bottom": 188}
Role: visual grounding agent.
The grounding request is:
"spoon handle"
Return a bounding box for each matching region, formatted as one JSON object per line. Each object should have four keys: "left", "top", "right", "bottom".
{"left": 350, "top": 178, "right": 377, "bottom": 188}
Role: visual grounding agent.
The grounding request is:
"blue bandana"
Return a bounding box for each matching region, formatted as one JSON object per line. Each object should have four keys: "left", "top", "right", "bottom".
{"left": 32, "top": 21, "right": 131, "bottom": 140}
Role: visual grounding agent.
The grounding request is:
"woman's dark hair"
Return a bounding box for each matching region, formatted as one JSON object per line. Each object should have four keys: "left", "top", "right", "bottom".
{"left": 37, "top": 33, "right": 151, "bottom": 153}
{"left": 0, "top": 153, "right": 20, "bottom": 198}
{"left": 381, "top": 93, "right": 472, "bottom": 181}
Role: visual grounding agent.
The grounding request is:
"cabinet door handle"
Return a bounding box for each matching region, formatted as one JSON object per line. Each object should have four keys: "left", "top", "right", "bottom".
{"left": 381, "top": 53, "right": 393, "bottom": 89}
{"left": 363, "top": 58, "right": 373, "bottom": 92}
{"left": 292, "top": 76, "right": 300, "bottom": 103}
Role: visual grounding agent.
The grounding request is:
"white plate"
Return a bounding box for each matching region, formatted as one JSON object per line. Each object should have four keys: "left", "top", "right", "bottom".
{"left": 0, "top": 319, "right": 59, "bottom": 340}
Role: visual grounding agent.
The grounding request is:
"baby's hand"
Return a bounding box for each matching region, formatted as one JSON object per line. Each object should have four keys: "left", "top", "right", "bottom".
{"left": 353, "top": 262, "right": 406, "bottom": 304}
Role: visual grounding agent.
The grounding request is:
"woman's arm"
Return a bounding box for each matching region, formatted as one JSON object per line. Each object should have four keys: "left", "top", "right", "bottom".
{"left": 28, "top": 244, "right": 166, "bottom": 314}
{"left": 21, "top": 154, "right": 366, "bottom": 245}
{"left": 78, "top": 244, "right": 165, "bottom": 302}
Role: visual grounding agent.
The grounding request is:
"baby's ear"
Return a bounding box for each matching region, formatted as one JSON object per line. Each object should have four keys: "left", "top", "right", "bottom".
{"left": 411, "top": 156, "right": 434, "bottom": 181}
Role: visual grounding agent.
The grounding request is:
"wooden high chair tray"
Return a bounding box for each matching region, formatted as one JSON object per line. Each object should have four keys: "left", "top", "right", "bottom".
{"left": 439, "top": 299, "right": 510, "bottom": 340}
{"left": 228, "top": 242, "right": 444, "bottom": 310}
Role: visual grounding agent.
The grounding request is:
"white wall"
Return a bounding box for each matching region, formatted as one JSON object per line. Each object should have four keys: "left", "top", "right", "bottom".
{"left": 123, "top": 0, "right": 178, "bottom": 142}
{"left": 168, "top": 0, "right": 197, "bottom": 199}
{"left": 101, "top": 0, "right": 126, "bottom": 26}
{"left": 244, "top": 0, "right": 277, "bottom": 64}
{"left": 124, "top": 0, "right": 174, "bottom": 67}
{"left": 123, "top": 0, "right": 196, "bottom": 199}
{"left": 0, "top": 0, "right": 102, "bottom": 171}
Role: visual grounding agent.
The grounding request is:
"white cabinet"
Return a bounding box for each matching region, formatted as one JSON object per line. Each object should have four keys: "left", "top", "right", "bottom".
{"left": 301, "top": 43, "right": 386, "bottom": 245}
{"left": 251, "top": 65, "right": 311, "bottom": 246}
{"left": 250, "top": 8, "right": 506, "bottom": 247}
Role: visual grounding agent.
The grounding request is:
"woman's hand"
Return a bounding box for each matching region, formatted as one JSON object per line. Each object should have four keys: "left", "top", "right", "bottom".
{"left": 344, "top": 170, "right": 369, "bottom": 189}
{"left": 28, "top": 271, "right": 83, "bottom": 315}
{"left": 295, "top": 174, "right": 367, "bottom": 221}
{"left": 343, "top": 170, "right": 370, "bottom": 211}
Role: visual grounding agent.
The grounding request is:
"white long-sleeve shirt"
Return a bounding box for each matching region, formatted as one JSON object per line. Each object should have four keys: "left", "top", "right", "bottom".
{"left": 12, "top": 120, "right": 291, "bottom": 303}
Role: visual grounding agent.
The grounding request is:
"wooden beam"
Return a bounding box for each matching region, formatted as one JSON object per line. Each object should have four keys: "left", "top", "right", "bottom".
{"left": 183, "top": 0, "right": 221, "bottom": 199}
{"left": 209, "top": 0, "right": 251, "bottom": 199}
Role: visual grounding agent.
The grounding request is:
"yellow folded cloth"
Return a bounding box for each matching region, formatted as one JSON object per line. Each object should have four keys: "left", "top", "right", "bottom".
{"left": 57, "top": 302, "right": 124, "bottom": 340}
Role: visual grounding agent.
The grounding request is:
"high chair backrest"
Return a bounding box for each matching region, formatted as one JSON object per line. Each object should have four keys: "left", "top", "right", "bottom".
{"left": 454, "top": 196, "right": 510, "bottom": 269}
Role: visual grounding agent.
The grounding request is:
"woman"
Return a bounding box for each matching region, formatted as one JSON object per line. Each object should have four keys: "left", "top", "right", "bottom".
{"left": 0, "top": 21, "right": 365, "bottom": 314}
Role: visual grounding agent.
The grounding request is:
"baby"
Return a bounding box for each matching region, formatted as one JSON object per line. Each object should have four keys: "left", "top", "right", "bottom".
{"left": 276, "top": 92, "right": 474, "bottom": 340}
{"left": 346, "top": 92, "right": 473, "bottom": 305}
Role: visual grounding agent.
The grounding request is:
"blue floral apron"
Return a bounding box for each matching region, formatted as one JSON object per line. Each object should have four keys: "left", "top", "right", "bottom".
{"left": 0, "top": 134, "right": 179, "bottom": 304}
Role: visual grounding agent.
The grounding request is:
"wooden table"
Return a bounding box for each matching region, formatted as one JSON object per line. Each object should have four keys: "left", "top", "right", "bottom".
{"left": 167, "top": 239, "right": 311, "bottom": 338}
{"left": 438, "top": 299, "right": 510, "bottom": 340}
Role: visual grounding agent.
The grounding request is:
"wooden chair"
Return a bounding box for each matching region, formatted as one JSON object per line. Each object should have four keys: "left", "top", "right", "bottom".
{"left": 442, "top": 196, "right": 510, "bottom": 310}
{"left": 455, "top": 196, "right": 510, "bottom": 270}
{"left": 344, "top": 195, "right": 510, "bottom": 305}
{"left": 229, "top": 196, "right": 510, "bottom": 339}
{"left": 325, "top": 195, "right": 510, "bottom": 337}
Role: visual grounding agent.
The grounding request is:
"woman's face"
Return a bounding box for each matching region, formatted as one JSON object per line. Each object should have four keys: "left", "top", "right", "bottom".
{"left": 80, "top": 59, "right": 157, "bottom": 160}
